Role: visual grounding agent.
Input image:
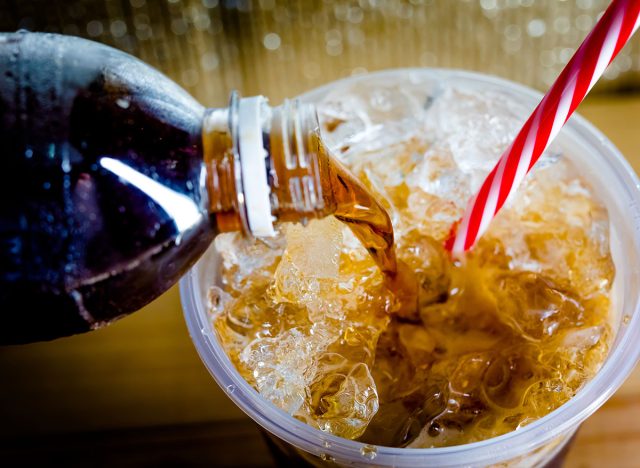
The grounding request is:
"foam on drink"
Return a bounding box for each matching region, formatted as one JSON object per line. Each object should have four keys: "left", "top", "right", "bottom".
{"left": 209, "top": 81, "right": 614, "bottom": 447}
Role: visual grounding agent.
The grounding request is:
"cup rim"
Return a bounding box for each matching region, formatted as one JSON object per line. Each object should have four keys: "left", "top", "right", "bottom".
{"left": 181, "top": 68, "right": 640, "bottom": 467}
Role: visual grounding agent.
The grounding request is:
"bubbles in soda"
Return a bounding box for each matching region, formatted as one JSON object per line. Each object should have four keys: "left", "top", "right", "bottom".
{"left": 211, "top": 77, "right": 614, "bottom": 447}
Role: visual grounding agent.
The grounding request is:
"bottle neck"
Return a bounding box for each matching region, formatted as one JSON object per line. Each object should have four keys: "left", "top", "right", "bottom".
{"left": 202, "top": 92, "right": 327, "bottom": 237}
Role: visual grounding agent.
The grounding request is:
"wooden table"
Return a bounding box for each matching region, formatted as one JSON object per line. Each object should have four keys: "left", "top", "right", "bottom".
{"left": 1, "top": 94, "right": 639, "bottom": 467}
{"left": 561, "top": 95, "right": 640, "bottom": 468}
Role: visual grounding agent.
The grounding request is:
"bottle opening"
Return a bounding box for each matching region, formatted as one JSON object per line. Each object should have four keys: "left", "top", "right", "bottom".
{"left": 203, "top": 92, "right": 326, "bottom": 237}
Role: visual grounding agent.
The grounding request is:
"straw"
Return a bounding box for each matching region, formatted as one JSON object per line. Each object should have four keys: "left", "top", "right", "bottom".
{"left": 447, "top": 0, "right": 640, "bottom": 255}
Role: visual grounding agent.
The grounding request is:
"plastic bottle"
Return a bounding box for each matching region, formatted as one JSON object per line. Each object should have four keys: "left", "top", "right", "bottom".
{"left": 0, "top": 32, "right": 387, "bottom": 344}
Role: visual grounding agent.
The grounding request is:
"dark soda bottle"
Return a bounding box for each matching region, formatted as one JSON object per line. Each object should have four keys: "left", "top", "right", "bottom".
{"left": 0, "top": 31, "right": 215, "bottom": 343}
{"left": 0, "top": 32, "right": 400, "bottom": 344}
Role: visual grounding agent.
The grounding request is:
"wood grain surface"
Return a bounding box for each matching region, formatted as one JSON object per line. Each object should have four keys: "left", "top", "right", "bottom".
{"left": 1, "top": 94, "right": 639, "bottom": 467}
{"left": 562, "top": 95, "right": 640, "bottom": 468}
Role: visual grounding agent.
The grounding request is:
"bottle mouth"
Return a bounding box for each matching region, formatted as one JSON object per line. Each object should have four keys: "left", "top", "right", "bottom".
{"left": 204, "top": 91, "right": 325, "bottom": 238}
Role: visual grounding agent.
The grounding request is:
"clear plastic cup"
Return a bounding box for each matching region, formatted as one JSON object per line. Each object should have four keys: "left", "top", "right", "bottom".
{"left": 180, "top": 69, "right": 640, "bottom": 467}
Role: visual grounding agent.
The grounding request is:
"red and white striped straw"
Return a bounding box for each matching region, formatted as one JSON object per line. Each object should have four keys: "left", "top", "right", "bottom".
{"left": 447, "top": 0, "right": 640, "bottom": 256}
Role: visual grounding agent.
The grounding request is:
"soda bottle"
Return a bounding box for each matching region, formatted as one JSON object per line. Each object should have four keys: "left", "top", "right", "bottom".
{"left": 0, "top": 32, "right": 395, "bottom": 344}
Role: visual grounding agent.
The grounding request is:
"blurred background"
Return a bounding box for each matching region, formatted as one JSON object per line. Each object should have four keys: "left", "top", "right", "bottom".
{"left": 1, "top": 1, "right": 640, "bottom": 466}
{"left": 0, "top": 0, "right": 638, "bottom": 106}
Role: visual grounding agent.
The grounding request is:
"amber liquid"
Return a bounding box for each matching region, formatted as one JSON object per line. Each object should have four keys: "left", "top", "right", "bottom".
{"left": 203, "top": 121, "right": 244, "bottom": 233}
{"left": 212, "top": 122, "right": 614, "bottom": 448}
{"left": 267, "top": 129, "right": 419, "bottom": 319}
{"left": 316, "top": 141, "right": 397, "bottom": 275}
{"left": 205, "top": 94, "right": 614, "bottom": 451}
{"left": 316, "top": 138, "right": 420, "bottom": 318}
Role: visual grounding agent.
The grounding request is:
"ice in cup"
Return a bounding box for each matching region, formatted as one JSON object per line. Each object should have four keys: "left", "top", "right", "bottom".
{"left": 181, "top": 70, "right": 640, "bottom": 467}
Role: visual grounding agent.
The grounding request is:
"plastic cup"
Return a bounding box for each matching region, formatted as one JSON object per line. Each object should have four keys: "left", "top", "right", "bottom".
{"left": 180, "top": 69, "right": 640, "bottom": 467}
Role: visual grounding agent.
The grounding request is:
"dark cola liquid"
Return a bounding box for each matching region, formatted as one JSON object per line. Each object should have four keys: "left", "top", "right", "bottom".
{"left": 0, "top": 32, "right": 215, "bottom": 344}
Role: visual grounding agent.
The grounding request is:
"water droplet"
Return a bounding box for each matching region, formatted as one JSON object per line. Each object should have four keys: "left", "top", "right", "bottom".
{"left": 200, "top": 327, "right": 207, "bottom": 335}
{"left": 428, "top": 422, "right": 442, "bottom": 437}
{"left": 116, "top": 98, "right": 130, "bottom": 109}
{"left": 323, "top": 440, "right": 331, "bottom": 449}
{"left": 623, "top": 315, "right": 631, "bottom": 325}
{"left": 319, "top": 453, "right": 335, "bottom": 462}
{"left": 226, "top": 384, "right": 236, "bottom": 394}
{"left": 360, "top": 444, "right": 377, "bottom": 460}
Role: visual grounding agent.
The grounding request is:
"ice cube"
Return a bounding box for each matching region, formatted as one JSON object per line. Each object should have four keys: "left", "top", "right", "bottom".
{"left": 215, "top": 232, "right": 285, "bottom": 292}
{"left": 423, "top": 88, "right": 523, "bottom": 189}
{"left": 240, "top": 326, "right": 327, "bottom": 415}
{"left": 494, "top": 272, "right": 585, "bottom": 340}
{"left": 562, "top": 326, "right": 604, "bottom": 349}
{"left": 308, "top": 353, "right": 378, "bottom": 439}
{"left": 283, "top": 218, "right": 342, "bottom": 279}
